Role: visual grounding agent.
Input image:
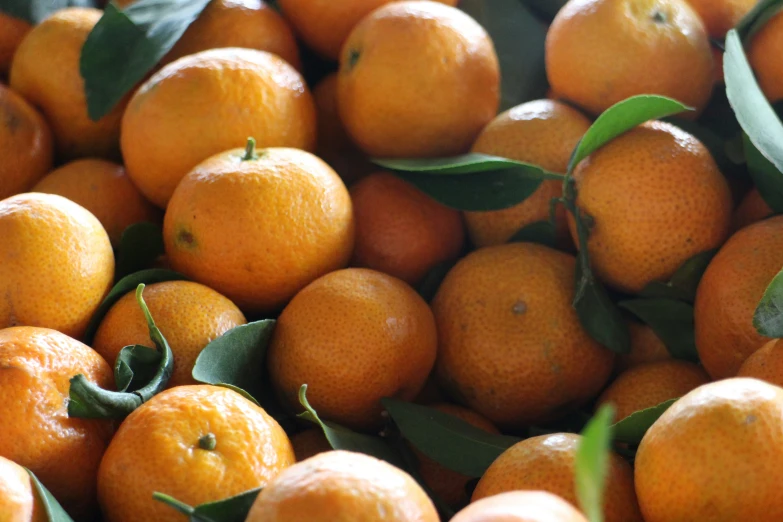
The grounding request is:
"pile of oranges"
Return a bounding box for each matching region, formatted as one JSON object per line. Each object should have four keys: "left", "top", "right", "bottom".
{"left": 1, "top": 0, "right": 783, "bottom": 521}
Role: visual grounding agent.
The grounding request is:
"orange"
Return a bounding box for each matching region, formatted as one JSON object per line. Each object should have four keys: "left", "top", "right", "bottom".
{"left": 452, "top": 491, "right": 588, "bottom": 522}
{"left": 0, "top": 14, "right": 30, "bottom": 77}
{"left": 92, "top": 281, "right": 247, "bottom": 388}
{"left": 0, "top": 327, "right": 114, "bottom": 520}
{"left": 750, "top": 10, "right": 783, "bottom": 103}
{"left": 267, "top": 268, "right": 437, "bottom": 431}
{"left": 121, "top": 48, "right": 316, "bottom": 208}
{"left": 546, "top": 0, "right": 714, "bottom": 117}
{"left": 0, "top": 456, "right": 45, "bottom": 522}
{"left": 597, "top": 360, "right": 710, "bottom": 421}
{"left": 245, "top": 450, "right": 439, "bottom": 522}
{"left": 0, "top": 83, "right": 53, "bottom": 200}
{"left": 737, "top": 339, "right": 783, "bottom": 387}
{"left": 616, "top": 321, "right": 671, "bottom": 372}
{"left": 465, "top": 99, "right": 591, "bottom": 249}
{"left": 0, "top": 193, "right": 114, "bottom": 339}
{"left": 98, "top": 385, "right": 294, "bottom": 522}
{"left": 9, "top": 8, "right": 127, "bottom": 160}
{"left": 290, "top": 429, "right": 333, "bottom": 462}
{"left": 472, "top": 433, "right": 643, "bottom": 522}
{"left": 337, "top": 1, "right": 500, "bottom": 158}
{"left": 694, "top": 215, "right": 783, "bottom": 378}
{"left": 32, "top": 159, "right": 161, "bottom": 246}
{"left": 163, "top": 0, "right": 301, "bottom": 69}
{"left": 732, "top": 187, "right": 774, "bottom": 232}
{"left": 350, "top": 172, "right": 465, "bottom": 285}
{"left": 414, "top": 403, "right": 499, "bottom": 508}
{"left": 635, "top": 378, "right": 783, "bottom": 521}
{"left": 433, "top": 243, "right": 615, "bottom": 429}
{"left": 164, "top": 146, "right": 354, "bottom": 315}
{"left": 685, "top": 0, "right": 757, "bottom": 38}
{"left": 569, "top": 121, "right": 732, "bottom": 294}
{"left": 277, "top": 0, "right": 458, "bottom": 61}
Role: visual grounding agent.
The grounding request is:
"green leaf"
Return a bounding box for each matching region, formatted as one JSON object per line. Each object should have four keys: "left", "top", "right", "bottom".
{"left": 573, "top": 255, "right": 630, "bottom": 354}
{"left": 460, "top": 0, "right": 548, "bottom": 109}
{"left": 80, "top": 0, "right": 212, "bottom": 120}
{"left": 0, "top": 0, "right": 96, "bottom": 25}
{"left": 754, "top": 266, "right": 783, "bottom": 337}
{"left": 115, "top": 344, "right": 162, "bottom": 393}
{"left": 26, "top": 468, "right": 75, "bottom": 522}
{"left": 639, "top": 250, "right": 717, "bottom": 302}
{"left": 153, "top": 488, "right": 261, "bottom": 522}
{"left": 619, "top": 298, "right": 699, "bottom": 363}
{"left": 83, "top": 268, "right": 187, "bottom": 344}
{"left": 575, "top": 404, "right": 615, "bottom": 522}
{"left": 296, "top": 385, "right": 406, "bottom": 468}
{"left": 374, "top": 153, "right": 563, "bottom": 212}
{"left": 568, "top": 96, "right": 691, "bottom": 172}
{"left": 192, "top": 320, "right": 276, "bottom": 405}
{"left": 507, "top": 220, "right": 558, "bottom": 247}
{"left": 735, "top": 0, "right": 783, "bottom": 40}
{"left": 743, "top": 134, "right": 783, "bottom": 213}
{"left": 115, "top": 222, "right": 165, "bottom": 280}
{"left": 381, "top": 398, "right": 521, "bottom": 478}
{"left": 417, "top": 260, "right": 457, "bottom": 303}
{"left": 611, "top": 399, "right": 677, "bottom": 445}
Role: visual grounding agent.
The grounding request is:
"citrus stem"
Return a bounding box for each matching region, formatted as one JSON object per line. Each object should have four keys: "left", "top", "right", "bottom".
{"left": 243, "top": 137, "right": 258, "bottom": 161}
{"left": 199, "top": 433, "right": 217, "bottom": 451}
{"left": 152, "top": 492, "right": 196, "bottom": 516}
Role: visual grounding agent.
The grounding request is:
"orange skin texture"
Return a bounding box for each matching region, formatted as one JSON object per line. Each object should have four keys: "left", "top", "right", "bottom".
{"left": 268, "top": 268, "right": 438, "bottom": 431}
{"left": 0, "top": 327, "right": 114, "bottom": 520}
{"left": 569, "top": 121, "right": 732, "bottom": 294}
{"left": 337, "top": 1, "right": 500, "bottom": 158}
{"left": 164, "top": 147, "right": 354, "bottom": 316}
{"left": 163, "top": 0, "right": 301, "bottom": 69}
{"left": 9, "top": 8, "right": 127, "bottom": 160}
{"left": 685, "top": 0, "right": 757, "bottom": 38}
{"left": 0, "top": 14, "right": 30, "bottom": 77}
{"left": 750, "top": 11, "right": 783, "bottom": 103}
{"left": 738, "top": 339, "right": 783, "bottom": 387}
{"left": 277, "top": 0, "right": 458, "bottom": 61}
{"left": 472, "top": 433, "right": 643, "bottom": 522}
{"left": 0, "top": 193, "right": 114, "bottom": 339}
{"left": 732, "top": 187, "right": 774, "bottom": 232}
{"left": 694, "top": 216, "right": 783, "bottom": 378}
{"left": 290, "top": 429, "right": 333, "bottom": 462}
{"left": 32, "top": 159, "right": 161, "bottom": 247}
{"left": 0, "top": 84, "right": 53, "bottom": 200}
{"left": 92, "top": 281, "right": 247, "bottom": 388}
{"left": 121, "top": 48, "right": 317, "bottom": 208}
{"left": 433, "top": 243, "right": 615, "bottom": 429}
{"left": 598, "top": 360, "right": 710, "bottom": 422}
{"left": 465, "top": 99, "right": 591, "bottom": 249}
{"left": 615, "top": 322, "right": 671, "bottom": 373}
{"left": 0, "top": 456, "right": 46, "bottom": 522}
{"left": 635, "top": 378, "right": 783, "bottom": 521}
{"left": 545, "top": 0, "right": 714, "bottom": 117}
{"left": 245, "top": 450, "right": 438, "bottom": 522}
{"left": 414, "top": 403, "right": 499, "bottom": 509}
{"left": 98, "top": 385, "right": 295, "bottom": 522}
{"left": 452, "top": 491, "right": 588, "bottom": 522}
{"left": 350, "top": 172, "right": 466, "bottom": 286}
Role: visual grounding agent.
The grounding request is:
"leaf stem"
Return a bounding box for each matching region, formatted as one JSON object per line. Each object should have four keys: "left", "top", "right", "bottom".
{"left": 152, "top": 492, "right": 196, "bottom": 516}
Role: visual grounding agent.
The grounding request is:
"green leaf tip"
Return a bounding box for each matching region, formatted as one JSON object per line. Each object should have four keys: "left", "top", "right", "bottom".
{"left": 611, "top": 399, "right": 677, "bottom": 444}
{"left": 26, "top": 467, "right": 76, "bottom": 522}
{"left": 575, "top": 404, "right": 615, "bottom": 522}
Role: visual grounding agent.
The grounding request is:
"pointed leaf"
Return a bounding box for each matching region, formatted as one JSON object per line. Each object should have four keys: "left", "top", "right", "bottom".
{"left": 744, "top": 133, "right": 783, "bottom": 213}
{"left": 0, "top": 0, "right": 96, "bottom": 24}
{"left": 573, "top": 256, "right": 630, "bottom": 354}
{"left": 507, "top": 220, "right": 558, "bottom": 247}
{"left": 754, "top": 266, "right": 783, "bottom": 337}
{"left": 153, "top": 488, "right": 261, "bottom": 522}
{"left": 26, "top": 469, "right": 75, "bottom": 522}
{"left": 619, "top": 298, "right": 699, "bottom": 362}
{"left": 115, "top": 222, "right": 165, "bottom": 280}
{"left": 115, "top": 344, "right": 162, "bottom": 393}
{"left": 639, "top": 250, "right": 717, "bottom": 302}
{"left": 735, "top": 0, "right": 783, "bottom": 39}
{"left": 575, "top": 405, "right": 615, "bottom": 522}
{"left": 611, "top": 399, "right": 677, "bottom": 444}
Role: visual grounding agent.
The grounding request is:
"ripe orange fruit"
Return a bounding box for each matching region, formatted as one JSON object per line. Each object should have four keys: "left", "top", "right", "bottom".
{"left": 737, "top": 339, "right": 783, "bottom": 387}
{"left": 245, "top": 450, "right": 439, "bottom": 522}
{"left": 164, "top": 145, "right": 354, "bottom": 316}
{"left": 0, "top": 327, "right": 114, "bottom": 520}
{"left": 0, "top": 83, "right": 53, "bottom": 200}
{"left": 635, "top": 378, "right": 783, "bottom": 521}
{"left": 268, "top": 268, "right": 437, "bottom": 431}
{"left": 598, "top": 360, "right": 710, "bottom": 421}
{"left": 750, "top": 10, "right": 783, "bottom": 102}
{"left": 9, "top": 8, "right": 127, "bottom": 160}
{"left": 0, "top": 14, "right": 29, "bottom": 77}
{"left": 0, "top": 455, "right": 45, "bottom": 522}
{"left": 472, "top": 433, "right": 643, "bottom": 522}
{"left": 92, "top": 281, "right": 247, "bottom": 388}
{"left": 433, "top": 243, "right": 614, "bottom": 428}
{"left": 452, "top": 491, "right": 588, "bottom": 522}
{"left": 277, "top": 0, "right": 458, "bottom": 61}
{"left": 163, "top": 0, "right": 301, "bottom": 69}
{"left": 121, "top": 48, "right": 317, "bottom": 208}
{"left": 32, "top": 159, "right": 161, "bottom": 246}
{"left": 465, "top": 99, "right": 591, "bottom": 249}
{"left": 546, "top": 0, "right": 714, "bottom": 117}
{"left": 98, "top": 385, "right": 295, "bottom": 522}
{"left": 337, "top": 1, "right": 500, "bottom": 158}
{"left": 290, "top": 429, "right": 333, "bottom": 462}
{"left": 732, "top": 187, "right": 774, "bottom": 232}
{"left": 350, "top": 172, "right": 465, "bottom": 285}
{"left": 0, "top": 193, "right": 114, "bottom": 339}
{"left": 684, "top": 0, "right": 757, "bottom": 38}
{"left": 616, "top": 321, "right": 671, "bottom": 372}
{"left": 569, "top": 121, "right": 732, "bottom": 294}
{"left": 414, "top": 403, "right": 499, "bottom": 508}
{"left": 695, "top": 215, "right": 783, "bottom": 378}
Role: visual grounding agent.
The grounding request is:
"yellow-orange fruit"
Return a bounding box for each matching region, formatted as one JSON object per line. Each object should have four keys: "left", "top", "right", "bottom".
{"left": 749, "top": 10, "right": 783, "bottom": 103}
{"left": 452, "top": 491, "right": 588, "bottom": 522}
{"left": 290, "top": 429, "right": 333, "bottom": 462}
{"left": 685, "top": 0, "right": 757, "bottom": 38}
{"left": 616, "top": 322, "right": 671, "bottom": 372}
{"left": 732, "top": 187, "right": 774, "bottom": 232}
{"left": 0, "top": 455, "right": 45, "bottom": 522}
{"left": 0, "top": 14, "right": 30, "bottom": 76}
{"left": 738, "top": 339, "right": 783, "bottom": 387}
